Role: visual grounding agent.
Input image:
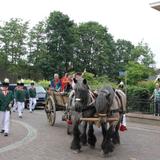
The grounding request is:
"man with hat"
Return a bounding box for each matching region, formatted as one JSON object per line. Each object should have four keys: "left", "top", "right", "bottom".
{"left": 0, "top": 78, "right": 14, "bottom": 136}
{"left": 28, "top": 81, "right": 37, "bottom": 113}
{"left": 15, "top": 79, "right": 27, "bottom": 118}
{"left": 12, "top": 80, "right": 21, "bottom": 112}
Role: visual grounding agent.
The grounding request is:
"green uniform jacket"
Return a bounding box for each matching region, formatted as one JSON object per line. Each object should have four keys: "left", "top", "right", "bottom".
{"left": 15, "top": 89, "right": 27, "bottom": 102}
{"left": 0, "top": 89, "right": 14, "bottom": 111}
{"left": 29, "top": 88, "right": 36, "bottom": 98}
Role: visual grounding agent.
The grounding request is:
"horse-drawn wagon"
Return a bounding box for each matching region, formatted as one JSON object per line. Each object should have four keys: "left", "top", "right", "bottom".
{"left": 44, "top": 90, "right": 73, "bottom": 134}
{"left": 44, "top": 79, "right": 127, "bottom": 155}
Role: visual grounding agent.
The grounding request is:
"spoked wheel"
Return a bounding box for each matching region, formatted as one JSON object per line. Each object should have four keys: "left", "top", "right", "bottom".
{"left": 45, "top": 96, "right": 56, "bottom": 126}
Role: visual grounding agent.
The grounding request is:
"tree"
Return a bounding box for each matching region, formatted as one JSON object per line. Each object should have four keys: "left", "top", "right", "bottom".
{"left": 131, "top": 42, "right": 155, "bottom": 67}
{"left": 28, "top": 20, "right": 48, "bottom": 79}
{"left": 115, "top": 39, "right": 134, "bottom": 71}
{"left": 46, "top": 11, "right": 75, "bottom": 76}
{"left": 0, "top": 18, "right": 28, "bottom": 64}
{"left": 28, "top": 20, "right": 47, "bottom": 65}
{"left": 125, "top": 61, "right": 154, "bottom": 85}
{"left": 0, "top": 18, "right": 29, "bottom": 80}
{"left": 74, "top": 22, "right": 116, "bottom": 76}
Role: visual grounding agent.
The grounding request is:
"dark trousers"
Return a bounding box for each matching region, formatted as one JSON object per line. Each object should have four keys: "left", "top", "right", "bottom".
{"left": 155, "top": 102, "right": 160, "bottom": 116}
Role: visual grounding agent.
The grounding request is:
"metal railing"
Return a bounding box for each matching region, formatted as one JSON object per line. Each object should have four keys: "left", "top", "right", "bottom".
{"left": 127, "top": 97, "right": 154, "bottom": 114}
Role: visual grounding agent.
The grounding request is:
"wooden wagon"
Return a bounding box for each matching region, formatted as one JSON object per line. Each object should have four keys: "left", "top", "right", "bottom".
{"left": 44, "top": 90, "right": 73, "bottom": 134}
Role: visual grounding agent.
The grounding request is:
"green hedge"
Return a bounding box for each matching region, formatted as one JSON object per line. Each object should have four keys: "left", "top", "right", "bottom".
{"left": 127, "top": 86, "right": 153, "bottom": 113}
{"left": 37, "top": 80, "right": 50, "bottom": 89}
{"left": 137, "top": 80, "right": 155, "bottom": 94}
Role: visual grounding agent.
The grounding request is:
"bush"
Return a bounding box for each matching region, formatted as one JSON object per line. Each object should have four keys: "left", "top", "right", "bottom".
{"left": 137, "top": 80, "right": 155, "bottom": 94}
{"left": 127, "top": 86, "right": 153, "bottom": 113}
{"left": 23, "top": 79, "right": 34, "bottom": 85}
{"left": 37, "top": 80, "right": 50, "bottom": 89}
{"left": 83, "top": 72, "right": 115, "bottom": 90}
{"left": 23, "top": 79, "right": 50, "bottom": 89}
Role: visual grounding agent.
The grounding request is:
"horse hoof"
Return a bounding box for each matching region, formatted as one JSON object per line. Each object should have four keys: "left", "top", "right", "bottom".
{"left": 72, "top": 149, "right": 81, "bottom": 154}
{"left": 100, "top": 150, "right": 107, "bottom": 157}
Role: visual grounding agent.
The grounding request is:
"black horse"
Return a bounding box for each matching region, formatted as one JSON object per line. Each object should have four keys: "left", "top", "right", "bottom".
{"left": 70, "top": 78, "right": 126, "bottom": 155}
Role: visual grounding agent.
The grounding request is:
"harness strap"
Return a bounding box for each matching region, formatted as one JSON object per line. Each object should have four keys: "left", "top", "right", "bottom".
{"left": 87, "top": 91, "right": 95, "bottom": 107}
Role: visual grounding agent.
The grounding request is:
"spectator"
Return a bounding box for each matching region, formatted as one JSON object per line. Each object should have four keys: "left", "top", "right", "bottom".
{"left": 150, "top": 83, "right": 160, "bottom": 116}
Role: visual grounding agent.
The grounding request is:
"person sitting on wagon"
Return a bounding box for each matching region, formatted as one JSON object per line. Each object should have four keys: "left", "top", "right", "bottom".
{"left": 50, "top": 73, "right": 62, "bottom": 92}
{"left": 61, "top": 73, "right": 72, "bottom": 92}
{"left": 61, "top": 73, "right": 69, "bottom": 91}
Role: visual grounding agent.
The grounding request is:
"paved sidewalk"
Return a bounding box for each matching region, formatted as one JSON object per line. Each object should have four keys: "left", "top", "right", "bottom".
{"left": 0, "top": 120, "right": 27, "bottom": 149}
{"left": 126, "top": 112, "right": 160, "bottom": 126}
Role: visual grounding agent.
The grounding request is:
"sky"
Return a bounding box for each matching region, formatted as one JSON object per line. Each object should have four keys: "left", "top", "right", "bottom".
{"left": 0, "top": 0, "right": 160, "bottom": 67}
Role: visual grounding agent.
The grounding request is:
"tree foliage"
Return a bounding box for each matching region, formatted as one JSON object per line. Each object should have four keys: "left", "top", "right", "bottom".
{"left": 46, "top": 11, "right": 75, "bottom": 77}
{"left": 74, "top": 22, "right": 116, "bottom": 76}
{"left": 0, "top": 18, "right": 28, "bottom": 64}
{"left": 0, "top": 12, "right": 156, "bottom": 82}
{"left": 126, "top": 61, "right": 154, "bottom": 85}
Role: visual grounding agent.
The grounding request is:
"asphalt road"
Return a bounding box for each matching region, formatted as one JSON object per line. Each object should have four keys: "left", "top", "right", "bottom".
{"left": 0, "top": 110, "right": 160, "bottom": 160}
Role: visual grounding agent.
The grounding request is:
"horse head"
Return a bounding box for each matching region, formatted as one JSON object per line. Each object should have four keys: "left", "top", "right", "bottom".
{"left": 95, "top": 86, "right": 115, "bottom": 114}
{"left": 73, "top": 78, "right": 90, "bottom": 112}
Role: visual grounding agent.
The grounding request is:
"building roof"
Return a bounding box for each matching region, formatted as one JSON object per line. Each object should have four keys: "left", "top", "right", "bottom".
{"left": 150, "top": 1, "right": 160, "bottom": 11}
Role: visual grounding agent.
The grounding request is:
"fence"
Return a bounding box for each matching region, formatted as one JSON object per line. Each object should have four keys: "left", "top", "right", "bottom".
{"left": 127, "top": 96, "right": 154, "bottom": 114}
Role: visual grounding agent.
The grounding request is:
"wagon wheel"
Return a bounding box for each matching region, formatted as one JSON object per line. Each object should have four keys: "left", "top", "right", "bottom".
{"left": 45, "top": 96, "right": 56, "bottom": 126}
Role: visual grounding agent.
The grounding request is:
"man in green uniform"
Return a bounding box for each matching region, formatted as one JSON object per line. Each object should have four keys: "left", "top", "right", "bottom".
{"left": 0, "top": 78, "right": 13, "bottom": 136}
{"left": 29, "top": 81, "right": 37, "bottom": 113}
{"left": 13, "top": 81, "right": 21, "bottom": 112}
{"left": 15, "top": 79, "right": 27, "bottom": 118}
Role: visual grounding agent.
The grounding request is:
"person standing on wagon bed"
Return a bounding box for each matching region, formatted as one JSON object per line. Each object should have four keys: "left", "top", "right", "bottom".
{"left": 0, "top": 78, "right": 14, "bottom": 136}
{"left": 28, "top": 81, "right": 37, "bottom": 113}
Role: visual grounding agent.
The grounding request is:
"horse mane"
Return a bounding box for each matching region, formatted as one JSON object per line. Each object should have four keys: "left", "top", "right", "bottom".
{"left": 95, "top": 86, "right": 115, "bottom": 114}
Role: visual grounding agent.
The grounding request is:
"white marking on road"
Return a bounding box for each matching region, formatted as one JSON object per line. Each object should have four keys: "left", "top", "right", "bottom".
{"left": 0, "top": 120, "right": 37, "bottom": 153}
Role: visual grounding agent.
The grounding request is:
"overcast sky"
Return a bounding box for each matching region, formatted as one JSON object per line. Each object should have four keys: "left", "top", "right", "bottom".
{"left": 0, "top": 0, "right": 160, "bottom": 67}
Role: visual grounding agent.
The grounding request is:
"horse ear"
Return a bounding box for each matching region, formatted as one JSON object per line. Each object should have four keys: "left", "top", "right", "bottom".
{"left": 73, "top": 78, "right": 77, "bottom": 83}
{"left": 83, "top": 79, "right": 87, "bottom": 85}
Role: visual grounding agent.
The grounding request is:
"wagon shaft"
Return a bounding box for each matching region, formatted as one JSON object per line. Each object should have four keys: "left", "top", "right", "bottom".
{"left": 80, "top": 116, "right": 119, "bottom": 128}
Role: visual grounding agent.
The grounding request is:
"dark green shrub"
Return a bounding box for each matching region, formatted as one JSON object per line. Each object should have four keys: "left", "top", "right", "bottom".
{"left": 127, "top": 86, "right": 153, "bottom": 113}
{"left": 137, "top": 80, "right": 155, "bottom": 94}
